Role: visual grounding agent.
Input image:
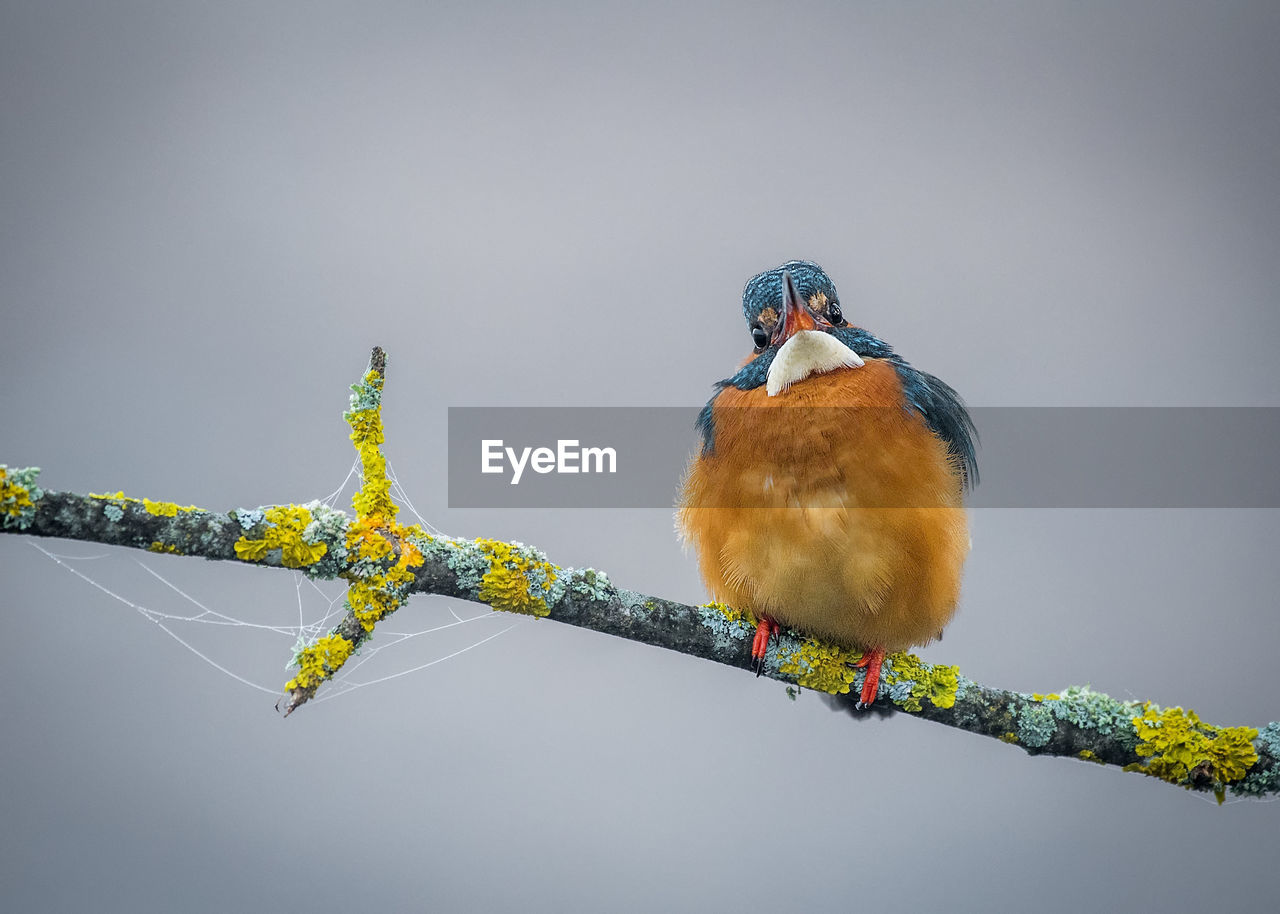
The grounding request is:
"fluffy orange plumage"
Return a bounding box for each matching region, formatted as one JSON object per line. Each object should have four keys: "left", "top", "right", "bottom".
{"left": 678, "top": 360, "right": 968, "bottom": 651}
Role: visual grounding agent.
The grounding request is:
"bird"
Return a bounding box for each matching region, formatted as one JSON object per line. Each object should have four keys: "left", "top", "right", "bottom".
{"left": 677, "top": 260, "right": 977, "bottom": 707}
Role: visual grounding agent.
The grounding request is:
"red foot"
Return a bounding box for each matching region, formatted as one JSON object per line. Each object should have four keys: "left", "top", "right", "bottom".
{"left": 750, "top": 615, "right": 777, "bottom": 676}
{"left": 852, "top": 646, "right": 886, "bottom": 707}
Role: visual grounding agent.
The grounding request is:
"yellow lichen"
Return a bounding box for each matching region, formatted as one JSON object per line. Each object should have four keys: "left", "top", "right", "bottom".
{"left": 1000, "top": 731, "right": 1020, "bottom": 744}
{"left": 347, "top": 516, "right": 394, "bottom": 561}
{"left": 778, "top": 640, "right": 861, "bottom": 694}
{"left": 347, "top": 370, "right": 397, "bottom": 522}
{"left": 0, "top": 467, "right": 33, "bottom": 516}
{"left": 148, "top": 541, "right": 182, "bottom": 554}
{"left": 340, "top": 516, "right": 424, "bottom": 631}
{"left": 351, "top": 450, "right": 394, "bottom": 518}
{"left": 329, "top": 367, "right": 426, "bottom": 633}
{"left": 285, "top": 633, "right": 354, "bottom": 691}
{"left": 345, "top": 578, "right": 389, "bottom": 630}
{"left": 884, "top": 652, "right": 961, "bottom": 711}
{"left": 347, "top": 407, "right": 385, "bottom": 447}
{"left": 700, "top": 600, "right": 758, "bottom": 626}
{"left": 473, "top": 539, "right": 557, "bottom": 616}
{"left": 142, "top": 498, "right": 198, "bottom": 517}
{"left": 234, "top": 504, "right": 328, "bottom": 568}
{"left": 1129, "top": 705, "right": 1259, "bottom": 795}
{"left": 283, "top": 356, "right": 429, "bottom": 692}
{"left": 92, "top": 491, "right": 199, "bottom": 520}
{"left": 89, "top": 491, "right": 140, "bottom": 505}
{"left": 1078, "top": 749, "right": 1106, "bottom": 765}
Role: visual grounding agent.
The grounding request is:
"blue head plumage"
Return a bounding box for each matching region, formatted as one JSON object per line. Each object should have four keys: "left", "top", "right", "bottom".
{"left": 699, "top": 260, "right": 979, "bottom": 489}
{"left": 742, "top": 260, "right": 840, "bottom": 327}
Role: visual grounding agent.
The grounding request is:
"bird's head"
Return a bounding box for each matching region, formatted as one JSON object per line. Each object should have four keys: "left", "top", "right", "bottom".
{"left": 741, "top": 260, "right": 865, "bottom": 396}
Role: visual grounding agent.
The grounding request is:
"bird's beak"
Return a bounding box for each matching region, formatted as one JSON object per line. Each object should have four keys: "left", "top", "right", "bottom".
{"left": 774, "top": 270, "right": 819, "bottom": 345}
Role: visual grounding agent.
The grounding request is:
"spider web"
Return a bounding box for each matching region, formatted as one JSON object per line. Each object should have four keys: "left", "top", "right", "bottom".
{"left": 29, "top": 459, "right": 525, "bottom": 703}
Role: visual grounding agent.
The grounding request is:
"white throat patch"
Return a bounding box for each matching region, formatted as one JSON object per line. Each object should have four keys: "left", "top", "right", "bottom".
{"left": 766, "top": 330, "right": 865, "bottom": 396}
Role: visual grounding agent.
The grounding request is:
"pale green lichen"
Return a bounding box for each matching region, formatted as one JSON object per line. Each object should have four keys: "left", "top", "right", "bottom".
{"left": 103, "top": 504, "right": 124, "bottom": 522}
{"left": 567, "top": 567, "right": 613, "bottom": 602}
{"left": 1002, "top": 687, "right": 1145, "bottom": 754}
{"left": 696, "top": 601, "right": 756, "bottom": 653}
{"left": 1016, "top": 702, "right": 1057, "bottom": 748}
{"left": 1258, "top": 721, "right": 1280, "bottom": 758}
{"left": 346, "top": 371, "right": 383, "bottom": 413}
{"left": 1040, "top": 685, "right": 1142, "bottom": 751}
{"left": 234, "top": 507, "right": 265, "bottom": 529}
{"left": 0, "top": 465, "right": 44, "bottom": 530}
{"left": 298, "top": 500, "right": 350, "bottom": 580}
{"left": 1125, "top": 705, "right": 1259, "bottom": 802}
{"left": 425, "top": 533, "right": 490, "bottom": 591}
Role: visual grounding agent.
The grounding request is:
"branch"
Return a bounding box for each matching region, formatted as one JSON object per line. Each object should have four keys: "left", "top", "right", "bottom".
{"left": 3, "top": 349, "right": 1277, "bottom": 802}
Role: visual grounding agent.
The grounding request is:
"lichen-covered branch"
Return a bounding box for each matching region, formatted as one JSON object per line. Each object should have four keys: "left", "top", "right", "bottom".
{"left": 3, "top": 350, "right": 1277, "bottom": 801}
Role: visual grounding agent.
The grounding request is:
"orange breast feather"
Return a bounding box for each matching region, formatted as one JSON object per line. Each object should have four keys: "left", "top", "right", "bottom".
{"left": 677, "top": 358, "right": 968, "bottom": 652}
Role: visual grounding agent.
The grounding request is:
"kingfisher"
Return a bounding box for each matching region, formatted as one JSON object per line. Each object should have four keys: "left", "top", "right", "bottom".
{"left": 677, "top": 261, "right": 977, "bottom": 707}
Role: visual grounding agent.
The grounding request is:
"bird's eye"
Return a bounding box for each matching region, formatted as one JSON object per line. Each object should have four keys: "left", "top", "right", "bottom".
{"left": 751, "top": 324, "right": 769, "bottom": 350}
{"left": 827, "top": 302, "right": 843, "bottom": 325}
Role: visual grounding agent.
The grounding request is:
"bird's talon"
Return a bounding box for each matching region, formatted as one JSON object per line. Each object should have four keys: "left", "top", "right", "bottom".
{"left": 853, "top": 646, "right": 887, "bottom": 708}
{"left": 750, "top": 615, "right": 777, "bottom": 676}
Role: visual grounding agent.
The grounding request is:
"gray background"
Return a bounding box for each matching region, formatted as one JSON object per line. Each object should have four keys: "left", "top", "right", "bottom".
{"left": 2, "top": 1, "right": 1278, "bottom": 911}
